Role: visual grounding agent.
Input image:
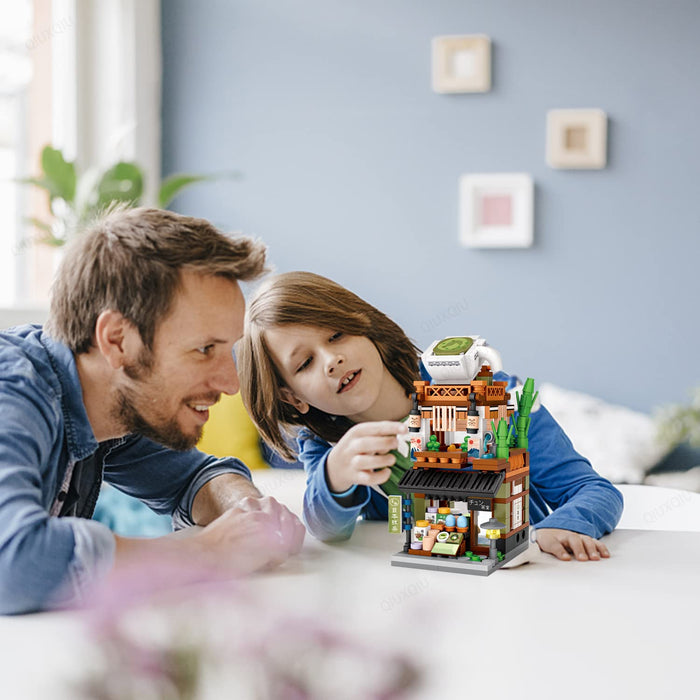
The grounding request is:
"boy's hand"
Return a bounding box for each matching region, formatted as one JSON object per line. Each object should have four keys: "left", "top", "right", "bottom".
{"left": 326, "top": 421, "right": 408, "bottom": 494}
{"left": 535, "top": 528, "right": 610, "bottom": 561}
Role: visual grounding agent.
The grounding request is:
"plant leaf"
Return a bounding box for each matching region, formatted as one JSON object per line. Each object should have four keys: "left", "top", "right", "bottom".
{"left": 25, "top": 216, "right": 52, "bottom": 233}
{"left": 158, "top": 174, "right": 212, "bottom": 209}
{"left": 17, "top": 176, "right": 62, "bottom": 208}
{"left": 17, "top": 176, "right": 51, "bottom": 191}
{"left": 40, "top": 146, "right": 77, "bottom": 203}
{"left": 38, "top": 233, "right": 67, "bottom": 247}
{"left": 96, "top": 162, "right": 144, "bottom": 209}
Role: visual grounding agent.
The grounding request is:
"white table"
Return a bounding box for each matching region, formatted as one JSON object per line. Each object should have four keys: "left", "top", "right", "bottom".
{"left": 2, "top": 472, "right": 699, "bottom": 700}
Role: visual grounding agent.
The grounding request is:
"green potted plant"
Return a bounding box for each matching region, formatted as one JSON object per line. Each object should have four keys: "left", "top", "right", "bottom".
{"left": 22, "top": 145, "right": 225, "bottom": 246}
{"left": 657, "top": 388, "right": 700, "bottom": 449}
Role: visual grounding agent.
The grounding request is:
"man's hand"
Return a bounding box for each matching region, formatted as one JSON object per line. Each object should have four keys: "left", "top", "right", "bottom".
{"left": 114, "top": 496, "right": 305, "bottom": 577}
{"left": 192, "top": 496, "right": 306, "bottom": 573}
{"left": 535, "top": 528, "right": 610, "bottom": 561}
{"left": 325, "top": 421, "right": 408, "bottom": 494}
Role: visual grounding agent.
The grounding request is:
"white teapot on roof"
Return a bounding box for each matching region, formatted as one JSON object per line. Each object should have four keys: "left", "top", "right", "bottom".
{"left": 421, "top": 335, "right": 502, "bottom": 385}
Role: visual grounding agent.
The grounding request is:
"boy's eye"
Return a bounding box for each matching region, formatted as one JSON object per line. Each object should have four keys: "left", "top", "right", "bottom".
{"left": 197, "top": 344, "right": 215, "bottom": 356}
{"left": 329, "top": 332, "right": 343, "bottom": 342}
{"left": 296, "top": 356, "right": 312, "bottom": 373}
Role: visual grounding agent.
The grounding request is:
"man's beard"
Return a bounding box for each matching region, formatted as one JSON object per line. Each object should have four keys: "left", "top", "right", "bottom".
{"left": 114, "top": 388, "right": 202, "bottom": 451}
{"left": 113, "top": 348, "right": 202, "bottom": 451}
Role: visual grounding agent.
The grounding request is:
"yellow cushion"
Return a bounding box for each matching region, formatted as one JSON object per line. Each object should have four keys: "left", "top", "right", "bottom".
{"left": 197, "top": 393, "right": 269, "bottom": 469}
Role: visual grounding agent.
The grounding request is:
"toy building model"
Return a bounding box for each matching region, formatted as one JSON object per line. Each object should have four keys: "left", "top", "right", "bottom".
{"left": 390, "top": 336, "right": 536, "bottom": 576}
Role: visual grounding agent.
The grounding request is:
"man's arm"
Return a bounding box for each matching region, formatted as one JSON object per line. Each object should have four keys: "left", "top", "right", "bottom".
{"left": 104, "top": 439, "right": 305, "bottom": 577}
{"left": 104, "top": 436, "right": 272, "bottom": 528}
{"left": 113, "top": 491, "right": 306, "bottom": 577}
{"left": 191, "top": 472, "right": 261, "bottom": 524}
{"left": 0, "top": 380, "right": 116, "bottom": 614}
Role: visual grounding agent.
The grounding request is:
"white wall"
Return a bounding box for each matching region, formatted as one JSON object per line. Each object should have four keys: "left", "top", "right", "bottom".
{"left": 161, "top": 0, "right": 700, "bottom": 412}
{"left": 0, "top": 306, "right": 49, "bottom": 329}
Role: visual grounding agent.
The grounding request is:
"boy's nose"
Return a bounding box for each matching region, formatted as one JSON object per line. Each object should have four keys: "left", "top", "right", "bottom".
{"left": 325, "top": 352, "right": 344, "bottom": 376}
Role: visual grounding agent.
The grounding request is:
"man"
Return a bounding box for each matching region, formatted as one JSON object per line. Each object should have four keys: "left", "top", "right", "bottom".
{"left": 0, "top": 207, "right": 305, "bottom": 615}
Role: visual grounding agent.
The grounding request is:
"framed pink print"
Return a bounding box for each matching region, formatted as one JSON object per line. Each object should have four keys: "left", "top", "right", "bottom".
{"left": 459, "top": 173, "right": 534, "bottom": 248}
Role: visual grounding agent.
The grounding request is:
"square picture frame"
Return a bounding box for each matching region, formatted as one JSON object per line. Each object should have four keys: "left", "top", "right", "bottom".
{"left": 546, "top": 109, "right": 608, "bottom": 169}
{"left": 459, "top": 173, "right": 534, "bottom": 248}
{"left": 432, "top": 34, "right": 491, "bottom": 93}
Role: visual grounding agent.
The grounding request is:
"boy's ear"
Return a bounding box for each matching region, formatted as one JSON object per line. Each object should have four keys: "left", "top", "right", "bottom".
{"left": 94, "top": 310, "right": 140, "bottom": 370}
{"left": 280, "top": 386, "right": 310, "bottom": 415}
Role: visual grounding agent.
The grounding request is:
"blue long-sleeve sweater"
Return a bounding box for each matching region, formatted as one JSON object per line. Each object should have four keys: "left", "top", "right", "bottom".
{"left": 297, "top": 372, "right": 623, "bottom": 542}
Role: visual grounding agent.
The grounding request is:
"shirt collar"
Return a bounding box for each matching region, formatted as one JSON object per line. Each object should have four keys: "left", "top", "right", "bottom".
{"left": 39, "top": 330, "right": 100, "bottom": 462}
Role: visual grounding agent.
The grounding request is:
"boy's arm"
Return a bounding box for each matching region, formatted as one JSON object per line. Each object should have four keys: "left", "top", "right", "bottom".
{"left": 527, "top": 405, "right": 624, "bottom": 559}
{"left": 298, "top": 432, "right": 374, "bottom": 542}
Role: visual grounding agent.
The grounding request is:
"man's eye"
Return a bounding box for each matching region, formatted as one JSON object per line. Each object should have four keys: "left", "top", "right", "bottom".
{"left": 329, "top": 332, "right": 343, "bottom": 342}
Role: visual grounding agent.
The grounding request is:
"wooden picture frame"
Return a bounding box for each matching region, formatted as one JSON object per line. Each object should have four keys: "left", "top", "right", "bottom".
{"left": 546, "top": 109, "right": 608, "bottom": 169}
{"left": 432, "top": 34, "right": 491, "bottom": 93}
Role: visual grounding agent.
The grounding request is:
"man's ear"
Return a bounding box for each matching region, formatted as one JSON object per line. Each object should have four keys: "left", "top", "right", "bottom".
{"left": 280, "top": 386, "right": 310, "bottom": 415}
{"left": 94, "top": 310, "right": 140, "bottom": 370}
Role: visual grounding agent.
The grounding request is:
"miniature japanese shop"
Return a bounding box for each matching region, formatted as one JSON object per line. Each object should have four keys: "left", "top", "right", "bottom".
{"left": 390, "top": 336, "right": 535, "bottom": 576}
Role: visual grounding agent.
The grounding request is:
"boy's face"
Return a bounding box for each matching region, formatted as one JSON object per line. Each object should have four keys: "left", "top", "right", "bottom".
{"left": 264, "top": 324, "right": 393, "bottom": 423}
{"left": 115, "top": 271, "right": 245, "bottom": 450}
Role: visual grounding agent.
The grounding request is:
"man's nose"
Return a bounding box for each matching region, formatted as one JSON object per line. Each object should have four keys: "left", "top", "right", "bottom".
{"left": 210, "top": 351, "right": 240, "bottom": 395}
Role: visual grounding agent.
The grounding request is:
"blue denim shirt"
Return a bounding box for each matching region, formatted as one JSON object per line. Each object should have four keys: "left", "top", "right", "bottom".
{"left": 0, "top": 325, "right": 252, "bottom": 615}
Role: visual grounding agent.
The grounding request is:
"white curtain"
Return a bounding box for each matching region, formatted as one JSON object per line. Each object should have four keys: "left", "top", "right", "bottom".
{"left": 53, "top": 0, "right": 161, "bottom": 204}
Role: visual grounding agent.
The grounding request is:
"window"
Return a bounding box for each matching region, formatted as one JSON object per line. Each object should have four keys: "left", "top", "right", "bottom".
{"left": 476, "top": 509, "right": 492, "bottom": 547}
{"left": 512, "top": 497, "right": 523, "bottom": 529}
{"left": 0, "top": 1, "right": 33, "bottom": 307}
{"left": 0, "top": 0, "right": 68, "bottom": 310}
{"left": 0, "top": 0, "right": 161, "bottom": 313}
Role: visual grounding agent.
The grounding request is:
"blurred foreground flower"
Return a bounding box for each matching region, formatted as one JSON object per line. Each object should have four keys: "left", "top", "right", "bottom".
{"left": 74, "top": 556, "right": 421, "bottom": 700}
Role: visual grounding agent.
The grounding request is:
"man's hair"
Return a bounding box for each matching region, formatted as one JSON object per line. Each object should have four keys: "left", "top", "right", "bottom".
{"left": 47, "top": 207, "right": 267, "bottom": 354}
{"left": 238, "top": 271, "right": 420, "bottom": 460}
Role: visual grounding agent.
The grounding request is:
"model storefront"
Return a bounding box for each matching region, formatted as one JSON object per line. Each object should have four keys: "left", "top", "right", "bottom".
{"left": 390, "top": 336, "right": 536, "bottom": 576}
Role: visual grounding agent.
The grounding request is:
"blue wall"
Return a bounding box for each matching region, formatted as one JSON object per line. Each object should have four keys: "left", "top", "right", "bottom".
{"left": 161, "top": 0, "right": 700, "bottom": 413}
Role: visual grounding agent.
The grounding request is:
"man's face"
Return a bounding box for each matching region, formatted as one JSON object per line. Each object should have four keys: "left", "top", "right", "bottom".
{"left": 114, "top": 271, "right": 245, "bottom": 450}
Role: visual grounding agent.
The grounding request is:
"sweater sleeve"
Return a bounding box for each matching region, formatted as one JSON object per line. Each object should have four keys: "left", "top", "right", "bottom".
{"left": 527, "top": 405, "right": 624, "bottom": 539}
{"left": 297, "top": 431, "right": 373, "bottom": 542}
{"left": 102, "top": 436, "right": 252, "bottom": 528}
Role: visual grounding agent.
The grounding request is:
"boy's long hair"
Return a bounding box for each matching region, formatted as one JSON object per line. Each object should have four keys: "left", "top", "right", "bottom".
{"left": 47, "top": 206, "right": 266, "bottom": 354}
{"left": 238, "top": 271, "right": 420, "bottom": 460}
